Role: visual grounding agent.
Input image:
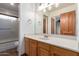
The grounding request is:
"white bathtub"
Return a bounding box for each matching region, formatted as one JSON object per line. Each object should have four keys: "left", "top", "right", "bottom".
{"left": 0, "top": 38, "right": 18, "bottom": 52}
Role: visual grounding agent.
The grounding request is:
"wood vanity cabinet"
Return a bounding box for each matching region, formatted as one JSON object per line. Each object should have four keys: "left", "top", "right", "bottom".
{"left": 60, "top": 11, "right": 76, "bottom": 35}
{"left": 25, "top": 37, "right": 30, "bottom": 55}
{"left": 25, "top": 38, "right": 79, "bottom": 56}
{"left": 29, "top": 39, "right": 38, "bottom": 56}
{"left": 50, "top": 45, "right": 79, "bottom": 56}
{"left": 25, "top": 38, "right": 38, "bottom": 56}
{"left": 38, "top": 42, "right": 50, "bottom": 56}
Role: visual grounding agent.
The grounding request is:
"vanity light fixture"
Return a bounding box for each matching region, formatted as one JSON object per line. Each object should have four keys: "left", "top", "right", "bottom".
{"left": 48, "top": 6, "right": 52, "bottom": 11}
{"left": 38, "top": 3, "right": 60, "bottom": 11}
{"left": 38, "top": 3, "right": 47, "bottom": 11}
{"left": 38, "top": 3, "right": 53, "bottom": 11}
{"left": 55, "top": 3, "right": 59, "bottom": 8}
{"left": 43, "top": 9, "right": 46, "bottom": 12}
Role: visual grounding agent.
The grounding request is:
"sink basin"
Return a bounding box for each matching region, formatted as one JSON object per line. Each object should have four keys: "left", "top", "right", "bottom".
{"left": 39, "top": 37, "right": 49, "bottom": 40}
{"left": 38, "top": 35, "right": 49, "bottom": 40}
{"left": 34, "top": 35, "right": 49, "bottom": 40}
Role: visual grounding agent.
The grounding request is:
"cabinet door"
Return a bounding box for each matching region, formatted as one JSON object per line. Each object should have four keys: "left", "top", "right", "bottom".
{"left": 53, "top": 46, "right": 78, "bottom": 56}
{"left": 25, "top": 38, "right": 30, "bottom": 55}
{"left": 29, "top": 39, "right": 37, "bottom": 56}
{"left": 60, "top": 13, "right": 68, "bottom": 35}
{"left": 60, "top": 11, "right": 75, "bottom": 35}
{"left": 38, "top": 42, "right": 50, "bottom": 56}
{"left": 68, "top": 11, "right": 75, "bottom": 35}
{"left": 38, "top": 48, "right": 50, "bottom": 56}
{"left": 50, "top": 46, "right": 55, "bottom": 56}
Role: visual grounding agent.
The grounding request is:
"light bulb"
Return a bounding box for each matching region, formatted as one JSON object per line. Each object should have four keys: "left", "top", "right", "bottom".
{"left": 55, "top": 3, "right": 59, "bottom": 8}
{"left": 48, "top": 6, "right": 52, "bottom": 11}
{"left": 43, "top": 9, "right": 46, "bottom": 12}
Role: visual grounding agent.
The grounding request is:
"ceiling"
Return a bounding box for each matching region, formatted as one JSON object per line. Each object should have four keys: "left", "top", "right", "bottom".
{"left": 0, "top": 3, "right": 19, "bottom": 12}
{"left": 0, "top": 3, "right": 76, "bottom": 14}
{"left": 38, "top": 3, "right": 76, "bottom": 12}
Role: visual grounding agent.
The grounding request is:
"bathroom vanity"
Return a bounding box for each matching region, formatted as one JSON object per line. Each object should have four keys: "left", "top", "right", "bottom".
{"left": 24, "top": 4, "right": 78, "bottom": 56}
{"left": 24, "top": 35, "right": 79, "bottom": 56}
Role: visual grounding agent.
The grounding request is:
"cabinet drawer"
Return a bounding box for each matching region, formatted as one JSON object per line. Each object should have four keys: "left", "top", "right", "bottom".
{"left": 29, "top": 39, "right": 38, "bottom": 56}
{"left": 53, "top": 46, "right": 78, "bottom": 56}
{"left": 30, "top": 39, "right": 37, "bottom": 45}
{"left": 38, "top": 42, "right": 50, "bottom": 50}
{"left": 38, "top": 48, "right": 50, "bottom": 56}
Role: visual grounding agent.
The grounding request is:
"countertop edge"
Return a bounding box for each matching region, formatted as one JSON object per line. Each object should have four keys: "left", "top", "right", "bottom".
{"left": 24, "top": 35, "right": 79, "bottom": 53}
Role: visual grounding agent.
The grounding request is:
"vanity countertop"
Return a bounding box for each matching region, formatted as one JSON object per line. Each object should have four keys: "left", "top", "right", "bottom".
{"left": 24, "top": 34, "right": 79, "bottom": 53}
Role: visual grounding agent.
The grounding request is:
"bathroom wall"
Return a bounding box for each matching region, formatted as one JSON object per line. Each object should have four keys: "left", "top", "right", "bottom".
{"left": 76, "top": 4, "right": 79, "bottom": 41}
{"left": 35, "top": 4, "right": 51, "bottom": 34}
{"left": 19, "top": 3, "right": 36, "bottom": 55}
{"left": 35, "top": 5, "right": 44, "bottom": 34}
{"left": 19, "top": 3, "right": 44, "bottom": 55}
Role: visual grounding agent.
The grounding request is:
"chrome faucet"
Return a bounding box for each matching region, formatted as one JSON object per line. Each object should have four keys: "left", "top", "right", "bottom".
{"left": 44, "top": 35, "right": 48, "bottom": 38}
{"left": 43, "top": 35, "right": 49, "bottom": 40}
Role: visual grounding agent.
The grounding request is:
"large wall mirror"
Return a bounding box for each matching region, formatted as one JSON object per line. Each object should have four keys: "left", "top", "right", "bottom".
{"left": 42, "top": 3, "right": 77, "bottom": 36}
{"left": 43, "top": 15, "right": 48, "bottom": 34}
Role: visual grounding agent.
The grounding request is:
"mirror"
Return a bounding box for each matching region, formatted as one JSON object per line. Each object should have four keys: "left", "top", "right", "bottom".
{"left": 55, "top": 16, "right": 60, "bottom": 34}
{"left": 43, "top": 15, "right": 48, "bottom": 34}
{"left": 41, "top": 3, "right": 77, "bottom": 36}
{"left": 51, "top": 16, "right": 61, "bottom": 34}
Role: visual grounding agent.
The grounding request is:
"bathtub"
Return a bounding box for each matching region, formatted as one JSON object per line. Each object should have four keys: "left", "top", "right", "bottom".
{"left": 0, "top": 38, "right": 18, "bottom": 52}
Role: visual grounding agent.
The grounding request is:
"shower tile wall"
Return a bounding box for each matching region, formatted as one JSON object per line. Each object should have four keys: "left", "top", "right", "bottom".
{"left": 0, "top": 18, "right": 18, "bottom": 39}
